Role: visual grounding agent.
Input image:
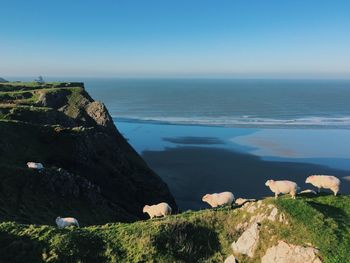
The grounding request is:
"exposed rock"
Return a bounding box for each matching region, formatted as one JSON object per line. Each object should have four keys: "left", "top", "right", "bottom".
{"left": 224, "top": 255, "right": 237, "bottom": 263}
{"left": 261, "top": 241, "right": 322, "bottom": 263}
{"left": 85, "top": 101, "right": 115, "bottom": 130}
{"left": 279, "top": 212, "right": 288, "bottom": 224}
{"left": 231, "top": 223, "right": 260, "bottom": 257}
{"left": 37, "top": 89, "right": 70, "bottom": 108}
{"left": 39, "top": 168, "right": 103, "bottom": 203}
{"left": 235, "top": 198, "right": 257, "bottom": 206}
{"left": 299, "top": 189, "right": 317, "bottom": 195}
{"left": 268, "top": 207, "right": 279, "bottom": 221}
{"left": 249, "top": 213, "right": 267, "bottom": 224}
{"left": 235, "top": 221, "right": 248, "bottom": 231}
{"left": 246, "top": 203, "right": 257, "bottom": 213}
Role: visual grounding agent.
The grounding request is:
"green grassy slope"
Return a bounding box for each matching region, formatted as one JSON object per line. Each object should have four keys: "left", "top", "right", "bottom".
{"left": 0, "top": 195, "right": 349, "bottom": 263}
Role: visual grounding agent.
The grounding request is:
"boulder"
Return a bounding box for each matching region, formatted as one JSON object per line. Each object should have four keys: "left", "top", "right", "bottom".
{"left": 235, "top": 198, "right": 257, "bottom": 206}
{"left": 267, "top": 207, "right": 278, "bottom": 221}
{"left": 299, "top": 189, "right": 317, "bottom": 195}
{"left": 231, "top": 223, "right": 260, "bottom": 257}
{"left": 224, "top": 255, "right": 237, "bottom": 263}
{"left": 261, "top": 241, "right": 322, "bottom": 263}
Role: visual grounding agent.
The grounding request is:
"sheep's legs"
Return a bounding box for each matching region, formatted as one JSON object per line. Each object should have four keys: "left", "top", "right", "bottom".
{"left": 332, "top": 188, "right": 339, "bottom": 196}
{"left": 274, "top": 193, "right": 279, "bottom": 199}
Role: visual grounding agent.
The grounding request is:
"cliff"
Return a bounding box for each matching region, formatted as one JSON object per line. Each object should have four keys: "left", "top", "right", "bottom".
{"left": 0, "top": 82, "right": 177, "bottom": 225}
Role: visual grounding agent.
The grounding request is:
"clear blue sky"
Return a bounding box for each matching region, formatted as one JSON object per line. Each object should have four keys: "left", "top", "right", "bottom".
{"left": 1, "top": 0, "right": 350, "bottom": 78}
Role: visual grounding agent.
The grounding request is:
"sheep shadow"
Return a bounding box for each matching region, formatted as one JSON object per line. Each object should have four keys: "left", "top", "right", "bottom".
{"left": 154, "top": 220, "right": 220, "bottom": 262}
{"left": 306, "top": 200, "right": 349, "bottom": 240}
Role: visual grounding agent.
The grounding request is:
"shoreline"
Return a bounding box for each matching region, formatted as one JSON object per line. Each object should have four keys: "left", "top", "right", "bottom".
{"left": 114, "top": 116, "right": 350, "bottom": 130}
{"left": 116, "top": 120, "right": 350, "bottom": 211}
{"left": 142, "top": 145, "right": 350, "bottom": 210}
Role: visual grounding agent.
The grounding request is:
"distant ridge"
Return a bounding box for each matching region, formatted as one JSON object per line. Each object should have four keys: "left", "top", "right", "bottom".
{"left": 0, "top": 77, "right": 8, "bottom": 83}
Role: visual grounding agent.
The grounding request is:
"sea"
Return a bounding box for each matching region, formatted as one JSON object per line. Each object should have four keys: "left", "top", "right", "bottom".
{"left": 21, "top": 77, "right": 350, "bottom": 210}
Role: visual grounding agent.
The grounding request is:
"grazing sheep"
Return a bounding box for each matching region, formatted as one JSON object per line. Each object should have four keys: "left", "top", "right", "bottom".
{"left": 27, "top": 162, "right": 44, "bottom": 170}
{"left": 202, "top": 191, "right": 235, "bottom": 208}
{"left": 143, "top": 202, "right": 172, "bottom": 219}
{"left": 55, "top": 216, "right": 79, "bottom": 229}
{"left": 265, "top": 180, "right": 298, "bottom": 199}
{"left": 305, "top": 175, "right": 340, "bottom": 196}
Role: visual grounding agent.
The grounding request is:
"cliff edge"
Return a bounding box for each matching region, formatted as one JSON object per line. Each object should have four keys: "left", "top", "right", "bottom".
{"left": 0, "top": 82, "right": 177, "bottom": 225}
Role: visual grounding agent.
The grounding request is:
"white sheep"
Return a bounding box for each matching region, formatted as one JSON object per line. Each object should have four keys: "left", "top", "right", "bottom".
{"left": 265, "top": 180, "right": 298, "bottom": 199}
{"left": 55, "top": 216, "right": 80, "bottom": 228}
{"left": 143, "top": 202, "right": 172, "bottom": 219}
{"left": 202, "top": 191, "right": 235, "bottom": 208}
{"left": 305, "top": 175, "right": 340, "bottom": 196}
{"left": 27, "top": 162, "right": 44, "bottom": 170}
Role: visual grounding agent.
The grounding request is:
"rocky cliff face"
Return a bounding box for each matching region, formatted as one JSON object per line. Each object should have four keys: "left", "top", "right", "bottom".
{"left": 0, "top": 82, "right": 177, "bottom": 225}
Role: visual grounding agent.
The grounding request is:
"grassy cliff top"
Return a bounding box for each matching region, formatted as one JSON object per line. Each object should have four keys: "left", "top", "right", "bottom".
{"left": 0, "top": 82, "right": 85, "bottom": 116}
{"left": 0, "top": 194, "right": 349, "bottom": 263}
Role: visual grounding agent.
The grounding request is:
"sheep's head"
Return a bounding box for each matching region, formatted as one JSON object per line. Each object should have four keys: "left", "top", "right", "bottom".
{"left": 265, "top": 180, "right": 273, "bottom": 186}
{"left": 202, "top": 194, "right": 211, "bottom": 202}
{"left": 55, "top": 216, "right": 61, "bottom": 223}
{"left": 143, "top": 205, "right": 149, "bottom": 213}
{"left": 306, "top": 175, "right": 314, "bottom": 183}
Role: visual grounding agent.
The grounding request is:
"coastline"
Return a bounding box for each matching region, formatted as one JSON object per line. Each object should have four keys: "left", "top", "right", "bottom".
{"left": 116, "top": 119, "right": 350, "bottom": 210}
{"left": 142, "top": 146, "right": 350, "bottom": 210}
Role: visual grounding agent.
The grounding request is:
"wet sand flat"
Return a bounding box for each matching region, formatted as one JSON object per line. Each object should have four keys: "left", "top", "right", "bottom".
{"left": 142, "top": 146, "right": 350, "bottom": 211}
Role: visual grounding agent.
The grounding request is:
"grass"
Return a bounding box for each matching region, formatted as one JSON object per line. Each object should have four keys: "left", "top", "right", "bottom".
{"left": 0, "top": 81, "right": 86, "bottom": 123}
{"left": 0, "top": 195, "right": 349, "bottom": 263}
{"left": 1, "top": 81, "right": 349, "bottom": 262}
{"left": 275, "top": 194, "right": 350, "bottom": 263}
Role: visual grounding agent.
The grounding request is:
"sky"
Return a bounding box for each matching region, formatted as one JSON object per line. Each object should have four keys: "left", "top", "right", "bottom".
{"left": 1, "top": 0, "right": 350, "bottom": 78}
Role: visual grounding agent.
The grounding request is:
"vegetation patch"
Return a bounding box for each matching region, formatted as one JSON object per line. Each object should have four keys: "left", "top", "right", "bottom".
{"left": 0, "top": 196, "right": 349, "bottom": 262}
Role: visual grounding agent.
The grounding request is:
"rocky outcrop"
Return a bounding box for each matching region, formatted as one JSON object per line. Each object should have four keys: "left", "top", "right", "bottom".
{"left": 230, "top": 201, "right": 319, "bottom": 262}
{"left": 0, "top": 83, "right": 177, "bottom": 225}
{"left": 235, "top": 198, "right": 257, "bottom": 206}
{"left": 299, "top": 189, "right": 317, "bottom": 195}
{"left": 261, "top": 241, "right": 322, "bottom": 263}
{"left": 231, "top": 223, "right": 260, "bottom": 257}
{"left": 240, "top": 201, "right": 288, "bottom": 225}
{"left": 39, "top": 168, "right": 103, "bottom": 203}
{"left": 224, "top": 255, "right": 238, "bottom": 263}
{"left": 38, "top": 89, "right": 70, "bottom": 109}
{"left": 85, "top": 101, "right": 115, "bottom": 130}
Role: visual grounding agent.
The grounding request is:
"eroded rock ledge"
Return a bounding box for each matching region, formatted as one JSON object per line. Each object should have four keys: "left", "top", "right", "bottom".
{"left": 225, "top": 199, "right": 322, "bottom": 263}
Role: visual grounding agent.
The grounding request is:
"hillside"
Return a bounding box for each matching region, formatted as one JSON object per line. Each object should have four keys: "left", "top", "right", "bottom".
{"left": 0, "top": 194, "right": 349, "bottom": 262}
{"left": 0, "top": 82, "right": 176, "bottom": 225}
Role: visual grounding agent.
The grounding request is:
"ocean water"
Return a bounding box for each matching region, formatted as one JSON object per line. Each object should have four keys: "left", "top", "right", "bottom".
{"left": 82, "top": 78, "right": 350, "bottom": 209}
{"left": 85, "top": 78, "right": 350, "bottom": 128}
